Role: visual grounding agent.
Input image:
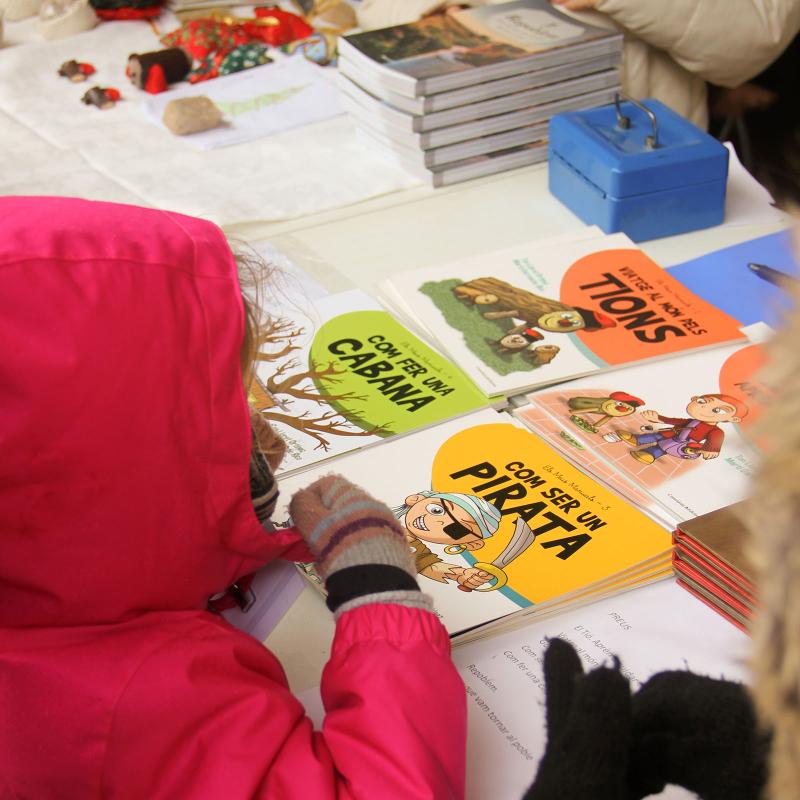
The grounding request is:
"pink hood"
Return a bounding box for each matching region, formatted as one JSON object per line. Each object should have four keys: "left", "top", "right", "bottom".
{"left": 0, "top": 196, "right": 307, "bottom": 629}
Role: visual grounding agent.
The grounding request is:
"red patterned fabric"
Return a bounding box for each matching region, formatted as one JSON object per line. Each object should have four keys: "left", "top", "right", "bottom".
{"left": 161, "top": 19, "right": 250, "bottom": 60}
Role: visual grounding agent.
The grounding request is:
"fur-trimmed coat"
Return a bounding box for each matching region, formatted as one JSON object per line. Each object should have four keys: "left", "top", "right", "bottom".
{"left": 747, "top": 278, "right": 800, "bottom": 800}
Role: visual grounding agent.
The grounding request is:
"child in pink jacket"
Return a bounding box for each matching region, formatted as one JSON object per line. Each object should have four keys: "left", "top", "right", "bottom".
{"left": 0, "top": 196, "right": 466, "bottom": 799}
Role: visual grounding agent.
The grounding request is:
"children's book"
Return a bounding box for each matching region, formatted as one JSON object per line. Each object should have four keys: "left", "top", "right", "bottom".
{"left": 666, "top": 230, "right": 799, "bottom": 328}
{"left": 340, "top": 80, "right": 618, "bottom": 149}
{"left": 251, "top": 288, "right": 491, "bottom": 475}
{"left": 371, "top": 139, "right": 550, "bottom": 188}
{"left": 673, "top": 502, "right": 756, "bottom": 631}
{"left": 338, "top": 49, "right": 621, "bottom": 114}
{"left": 337, "top": 0, "right": 622, "bottom": 98}
{"left": 515, "top": 336, "right": 770, "bottom": 525}
{"left": 510, "top": 400, "right": 670, "bottom": 524}
{"left": 337, "top": 68, "right": 620, "bottom": 133}
{"left": 274, "top": 408, "right": 671, "bottom": 638}
{"left": 382, "top": 231, "right": 747, "bottom": 396}
{"left": 356, "top": 121, "right": 549, "bottom": 169}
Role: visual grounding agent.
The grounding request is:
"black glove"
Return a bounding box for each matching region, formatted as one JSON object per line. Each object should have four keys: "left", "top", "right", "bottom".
{"left": 523, "top": 639, "right": 770, "bottom": 800}
{"left": 628, "top": 670, "right": 770, "bottom": 800}
{"left": 522, "top": 637, "right": 632, "bottom": 800}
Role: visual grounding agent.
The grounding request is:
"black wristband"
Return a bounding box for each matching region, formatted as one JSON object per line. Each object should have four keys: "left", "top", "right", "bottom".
{"left": 325, "top": 564, "right": 420, "bottom": 613}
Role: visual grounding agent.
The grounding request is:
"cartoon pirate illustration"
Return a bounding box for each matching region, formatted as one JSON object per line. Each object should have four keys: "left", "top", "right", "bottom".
{"left": 615, "top": 393, "right": 749, "bottom": 465}
{"left": 568, "top": 391, "right": 644, "bottom": 433}
{"left": 394, "top": 491, "right": 501, "bottom": 590}
{"left": 453, "top": 277, "right": 616, "bottom": 335}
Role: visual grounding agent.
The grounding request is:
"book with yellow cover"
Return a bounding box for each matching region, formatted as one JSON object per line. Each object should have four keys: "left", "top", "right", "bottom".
{"left": 275, "top": 408, "right": 671, "bottom": 638}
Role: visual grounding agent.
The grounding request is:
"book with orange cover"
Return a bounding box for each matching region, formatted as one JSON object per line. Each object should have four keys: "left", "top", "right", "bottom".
{"left": 381, "top": 230, "right": 746, "bottom": 397}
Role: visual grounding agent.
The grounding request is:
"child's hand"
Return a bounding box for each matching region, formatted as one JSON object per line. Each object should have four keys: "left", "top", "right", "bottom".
{"left": 289, "top": 475, "right": 414, "bottom": 580}
{"left": 290, "top": 476, "right": 428, "bottom": 617}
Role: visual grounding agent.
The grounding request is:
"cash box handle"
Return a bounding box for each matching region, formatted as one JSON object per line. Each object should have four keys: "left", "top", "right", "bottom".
{"left": 614, "top": 92, "right": 659, "bottom": 149}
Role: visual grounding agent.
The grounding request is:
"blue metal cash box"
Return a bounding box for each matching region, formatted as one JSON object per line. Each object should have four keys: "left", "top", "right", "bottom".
{"left": 548, "top": 95, "right": 729, "bottom": 242}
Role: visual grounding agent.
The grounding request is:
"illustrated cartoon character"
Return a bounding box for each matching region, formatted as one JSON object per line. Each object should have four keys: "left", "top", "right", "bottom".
{"left": 568, "top": 391, "right": 644, "bottom": 433}
{"left": 492, "top": 325, "right": 544, "bottom": 354}
{"left": 394, "top": 490, "right": 500, "bottom": 590}
{"left": 527, "top": 344, "right": 560, "bottom": 366}
{"left": 453, "top": 277, "right": 616, "bottom": 335}
{"left": 491, "top": 325, "right": 562, "bottom": 366}
{"left": 614, "top": 393, "right": 749, "bottom": 465}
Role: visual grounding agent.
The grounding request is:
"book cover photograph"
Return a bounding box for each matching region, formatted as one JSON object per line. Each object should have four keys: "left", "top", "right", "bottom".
{"left": 341, "top": 1, "right": 616, "bottom": 87}
{"left": 385, "top": 232, "right": 746, "bottom": 396}
{"left": 275, "top": 409, "right": 671, "bottom": 636}
{"left": 251, "top": 288, "right": 489, "bottom": 475}
{"left": 516, "top": 340, "right": 769, "bottom": 523}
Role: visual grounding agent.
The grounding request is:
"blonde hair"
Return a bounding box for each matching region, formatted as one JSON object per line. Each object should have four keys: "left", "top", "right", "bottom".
{"left": 232, "top": 243, "right": 286, "bottom": 472}
{"left": 745, "top": 282, "right": 800, "bottom": 799}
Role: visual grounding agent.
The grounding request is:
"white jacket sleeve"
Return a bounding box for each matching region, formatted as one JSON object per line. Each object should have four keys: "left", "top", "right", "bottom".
{"left": 594, "top": 0, "right": 800, "bottom": 87}
{"left": 355, "top": 0, "right": 450, "bottom": 29}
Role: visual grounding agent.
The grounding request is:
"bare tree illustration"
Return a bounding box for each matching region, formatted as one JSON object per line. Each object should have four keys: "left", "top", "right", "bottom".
{"left": 251, "top": 316, "right": 393, "bottom": 451}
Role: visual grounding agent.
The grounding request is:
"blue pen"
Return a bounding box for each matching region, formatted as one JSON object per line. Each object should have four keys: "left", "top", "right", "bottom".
{"left": 747, "top": 262, "right": 798, "bottom": 290}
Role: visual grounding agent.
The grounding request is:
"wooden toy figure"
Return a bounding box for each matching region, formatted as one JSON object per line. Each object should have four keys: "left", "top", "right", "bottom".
{"left": 80, "top": 86, "right": 121, "bottom": 110}
{"left": 57, "top": 59, "right": 95, "bottom": 81}
{"left": 126, "top": 47, "right": 191, "bottom": 94}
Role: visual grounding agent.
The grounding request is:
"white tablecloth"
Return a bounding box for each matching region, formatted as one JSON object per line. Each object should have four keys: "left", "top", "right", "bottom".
{"left": 0, "top": 16, "right": 421, "bottom": 224}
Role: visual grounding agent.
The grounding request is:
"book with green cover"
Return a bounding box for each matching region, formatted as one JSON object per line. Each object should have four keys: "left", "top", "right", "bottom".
{"left": 251, "top": 288, "right": 492, "bottom": 475}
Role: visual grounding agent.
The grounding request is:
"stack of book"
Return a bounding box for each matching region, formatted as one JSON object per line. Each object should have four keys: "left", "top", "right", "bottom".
{"left": 337, "top": 0, "right": 623, "bottom": 186}
{"left": 673, "top": 503, "right": 756, "bottom": 631}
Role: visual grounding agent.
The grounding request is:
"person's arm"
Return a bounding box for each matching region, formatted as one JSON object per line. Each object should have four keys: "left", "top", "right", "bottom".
{"left": 356, "top": 0, "right": 451, "bottom": 29}
{"left": 105, "top": 477, "right": 466, "bottom": 798}
{"left": 104, "top": 611, "right": 464, "bottom": 799}
{"left": 587, "top": 0, "right": 800, "bottom": 88}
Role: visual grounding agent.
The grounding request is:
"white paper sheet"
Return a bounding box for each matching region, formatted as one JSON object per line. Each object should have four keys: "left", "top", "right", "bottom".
{"left": 0, "top": 19, "right": 421, "bottom": 224}
{"left": 299, "top": 579, "right": 749, "bottom": 800}
{"left": 724, "top": 141, "right": 784, "bottom": 226}
{"left": 142, "top": 58, "right": 344, "bottom": 150}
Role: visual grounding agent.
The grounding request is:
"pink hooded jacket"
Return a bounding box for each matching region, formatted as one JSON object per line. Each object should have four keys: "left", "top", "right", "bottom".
{"left": 0, "top": 197, "right": 466, "bottom": 799}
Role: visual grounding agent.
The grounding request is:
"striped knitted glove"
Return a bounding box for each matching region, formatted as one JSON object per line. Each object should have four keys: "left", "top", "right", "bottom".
{"left": 289, "top": 475, "right": 432, "bottom": 618}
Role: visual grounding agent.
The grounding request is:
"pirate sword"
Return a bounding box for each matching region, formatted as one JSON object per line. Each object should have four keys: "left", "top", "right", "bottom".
{"left": 457, "top": 516, "right": 537, "bottom": 592}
